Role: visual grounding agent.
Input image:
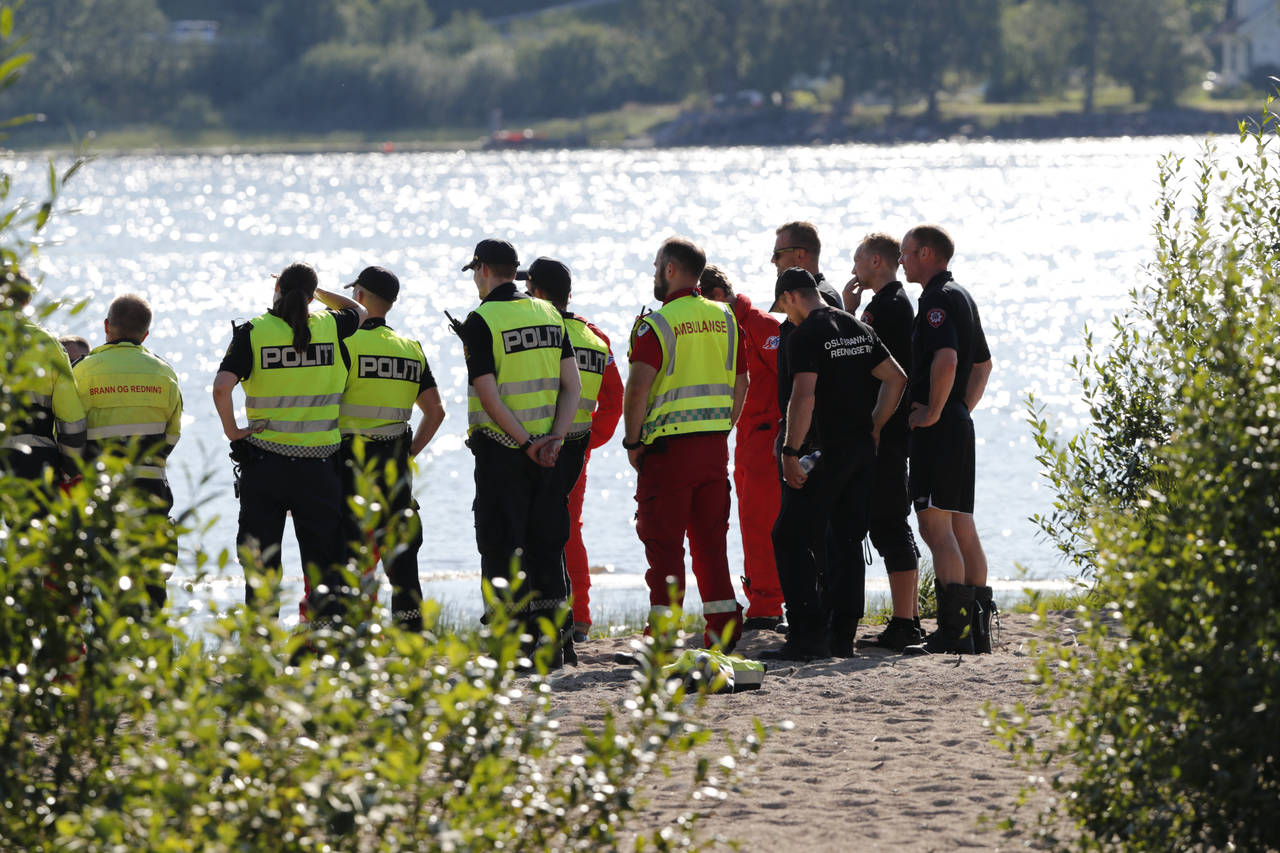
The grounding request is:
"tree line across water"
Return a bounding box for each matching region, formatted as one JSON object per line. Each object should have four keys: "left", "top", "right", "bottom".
{"left": 4, "top": 0, "right": 1271, "bottom": 143}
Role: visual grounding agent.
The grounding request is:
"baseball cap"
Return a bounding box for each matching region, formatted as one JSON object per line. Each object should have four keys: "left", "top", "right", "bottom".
{"left": 516, "top": 257, "right": 571, "bottom": 302}
{"left": 461, "top": 239, "right": 518, "bottom": 272}
{"left": 770, "top": 267, "right": 817, "bottom": 311}
{"left": 344, "top": 265, "right": 400, "bottom": 302}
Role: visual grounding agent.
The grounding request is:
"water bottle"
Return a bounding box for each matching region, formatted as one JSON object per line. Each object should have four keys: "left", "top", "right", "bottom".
{"left": 798, "top": 450, "right": 822, "bottom": 474}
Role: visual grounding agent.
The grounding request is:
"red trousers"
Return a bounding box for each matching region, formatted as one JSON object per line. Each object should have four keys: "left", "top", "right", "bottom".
{"left": 734, "top": 418, "right": 784, "bottom": 617}
{"left": 635, "top": 433, "right": 743, "bottom": 646}
{"left": 565, "top": 447, "right": 594, "bottom": 626}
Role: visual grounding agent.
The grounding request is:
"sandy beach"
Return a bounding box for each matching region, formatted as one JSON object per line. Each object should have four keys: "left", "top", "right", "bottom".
{"left": 549, "top": 610, "right": 1079, "bottom": 851}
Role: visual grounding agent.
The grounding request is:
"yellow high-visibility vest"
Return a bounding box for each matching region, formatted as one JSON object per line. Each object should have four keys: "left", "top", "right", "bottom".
{"left": 564, "top": 314, "right": 609, "bottom": 434}
{"left": 243, "top": 312, "right": 347, "bottom": 449}
{"left": 339, "top": 323, "right": 427, "bottom": 438}
{"left": 73, "top": 341, "right": 182, "bottom": 481}
{"left": 634, "top": 295, "right": 737, "bottom": 444}
{"left": 466, "top": 297, "right": 566, "bottom": 441}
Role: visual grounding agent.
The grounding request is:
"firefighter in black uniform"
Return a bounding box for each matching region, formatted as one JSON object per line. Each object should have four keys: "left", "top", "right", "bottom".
{"left": 843, "top": 233, "right": 925, "bottom": 651}
{"left": 897, "top": 225, "right": 995, "bottom": 655}
{"left": 316, "top": 266, "right": 445, "bottom": 632}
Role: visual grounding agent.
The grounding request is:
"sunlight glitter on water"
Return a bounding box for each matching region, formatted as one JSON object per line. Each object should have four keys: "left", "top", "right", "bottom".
{"left": 14, "top": 134, "right": 1234, "bottom": 618}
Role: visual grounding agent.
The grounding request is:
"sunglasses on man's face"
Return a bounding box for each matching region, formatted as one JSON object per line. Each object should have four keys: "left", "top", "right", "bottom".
{"left": 771, "top": 246, "right": 803, "bottom": 262}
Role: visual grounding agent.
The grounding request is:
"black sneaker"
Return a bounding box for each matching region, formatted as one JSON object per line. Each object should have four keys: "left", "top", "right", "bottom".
{"left": 855, "top": 617, "right": 921, "bottom": 652}
{"left": 742, "top": 615, "right": 784, "bottom": 632}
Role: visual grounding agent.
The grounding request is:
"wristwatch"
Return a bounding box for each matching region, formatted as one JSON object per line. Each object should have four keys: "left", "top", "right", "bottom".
{"left": 519, "top": 436, "right": 536, "bottom": 451}
{"left": 622, "top": 437, "right": 643, "bottom": 450}
{"left": 780, "top": 446, "right": 802, "bottom": 457}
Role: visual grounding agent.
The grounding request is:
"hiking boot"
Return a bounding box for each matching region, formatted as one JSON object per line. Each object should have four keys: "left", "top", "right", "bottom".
{"left": 572, "top": 621, "right": 590, "bottom": 644}
{"left": 855, "top": 617, "right": 922, "bottom": 652}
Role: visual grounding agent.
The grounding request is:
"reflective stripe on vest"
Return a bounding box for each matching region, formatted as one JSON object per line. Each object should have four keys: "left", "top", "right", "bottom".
{"left": 243, "top": 311, "right": 346, "bottom": 448}
{"left": 466, "top": 297, "right": 566, "bottom": 439}
{"left": 338, "top": 325, "right": 428, "bottom": 437}
{"left": 565, "top": 314, "right": 609, "bottom": 429}
{"left": 640, "top": 295, "right": 737, "bottom": 443}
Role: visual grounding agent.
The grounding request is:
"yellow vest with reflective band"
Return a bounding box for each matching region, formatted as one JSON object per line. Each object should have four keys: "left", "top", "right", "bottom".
{"left": 466, "top": 297, "right": 565, "bottom": 440}
{"left": 243, "top": 311, "right": 347, "bottom": 448}
{"left": 564, "top": 314, "right": 609, "bottom": 434}
{"left": 1, "top": 318, "right": 87, "bottom": 462}
{"left": 635, "top": 295, "right": 737, "bottom": 443}
{"left": 73, "top": 342, "right": 182, "bottom": 481}
{"left": 339, "top": 324, "right": 427, "bottom": 438}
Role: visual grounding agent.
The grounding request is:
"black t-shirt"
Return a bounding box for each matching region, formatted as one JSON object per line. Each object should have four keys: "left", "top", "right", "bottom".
{"left": 458, "top": 282, "right": 574, "bottom": 382}
{"left": 218, "top": 307, "right": 362, "bottom": 380}
{"left": 776, "top": 272, "right": 844, "bottom": 417}
{"left": 908, "top": 272, "right": 991, "bottom": 408}
{"left": 784, "top": 305, "right": 890, "bottom": 448}
{"left": 859, "top": 281, "right": 914, "bottom": 441}
{"left": 352, "top": 316, "right": 438, "bottom": 394}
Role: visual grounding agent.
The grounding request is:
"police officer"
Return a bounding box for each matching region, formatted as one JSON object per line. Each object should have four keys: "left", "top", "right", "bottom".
{"left": 457, "top": 239, "right": 581, "bottom": 664}
{"left": 897, "top": 225, "right": 995, "bottom": 655}
{"left": 519, "top": 257, "right": 622, "bottom": 643}
{"left": 212, "top": 262, "right": 364, "bottom": 624}
{"left": 842, "top": 233, "right": 926, "bottom": 651}
{"left": 0, "top": 268, "right": 86, "bottom": 496}
{"left": 622, "top": 237, "right": 747, "bottom": 651}
{"left": 316, "top": 265, "right": 444, "bottom": 633}
{"left": 699, "top": 264, "right": 786, "bottom": 631}
{"left": 74, "top": 294, "right": 182, "bottom": 608}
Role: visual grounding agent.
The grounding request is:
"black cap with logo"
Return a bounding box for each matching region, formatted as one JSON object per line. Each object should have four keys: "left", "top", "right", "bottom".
{"left": 516, "top": 257, "right": 571, "bottom": 304}
{"left": 344, "top": 265, "right": 400, "bottom": 302}
{"left": 770, "top": 266, "right": 817, "bottom": 311}
{"left": 461, "top": 239, "right": 519, "bottom": 272}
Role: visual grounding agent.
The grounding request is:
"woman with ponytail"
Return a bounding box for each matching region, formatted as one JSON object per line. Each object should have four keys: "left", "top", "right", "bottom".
{"left": 212, "top": 262, "right": 366, "bottom": 628}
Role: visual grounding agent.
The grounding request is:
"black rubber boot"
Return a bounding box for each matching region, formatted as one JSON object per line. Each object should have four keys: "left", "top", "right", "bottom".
{"left": 972, "top": 585, "right": 995, "bottom": 654}
{"left": 904, "top": 583, "right": 976, "bottom": 655}
{"left": 829, "top": 613, "right": 859, "bottom": 658}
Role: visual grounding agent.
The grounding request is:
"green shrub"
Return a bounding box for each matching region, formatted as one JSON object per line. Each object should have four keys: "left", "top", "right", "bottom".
{"left": 996, "top": 95, "right": 1280, "bottom": 850}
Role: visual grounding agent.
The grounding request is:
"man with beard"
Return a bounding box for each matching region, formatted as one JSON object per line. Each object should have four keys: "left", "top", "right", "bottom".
{"left": 622, "top": 237, "right": 748, "bottom": 651}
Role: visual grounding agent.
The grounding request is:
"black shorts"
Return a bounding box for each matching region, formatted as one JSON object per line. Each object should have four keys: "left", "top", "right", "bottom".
{"left": 908, "top": 403, "right": 975, "bottom": 514}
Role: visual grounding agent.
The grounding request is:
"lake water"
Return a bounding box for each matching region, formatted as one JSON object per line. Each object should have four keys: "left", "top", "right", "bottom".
{"left": 12, "top": 135, "right": 1227, "bottom": 624}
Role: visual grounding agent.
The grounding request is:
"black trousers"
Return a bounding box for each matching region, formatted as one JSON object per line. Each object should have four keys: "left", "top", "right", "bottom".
{"left": 471, "top": 436, "right": 569, "bottom": 617}
{"left": 866, "top": 435, "right": 920, "bottom": 574}
{"left": 340, "top": 434, "right": 423, "bottom": 626}
{"left": 236, "top": 450, "right": 348, "bottom": 621}
{"left": 771, "top": 438, "right": 875, "bottom": 642}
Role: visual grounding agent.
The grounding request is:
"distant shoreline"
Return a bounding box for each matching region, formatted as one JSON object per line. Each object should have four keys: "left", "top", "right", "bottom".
{"left": 4, "top": 105, "right": 1257, "bottom": 158}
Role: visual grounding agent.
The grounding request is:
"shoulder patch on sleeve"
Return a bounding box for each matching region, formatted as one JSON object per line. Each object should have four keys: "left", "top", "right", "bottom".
{"left": 764, "top": 335, "right": 779, "bottom": 350}
{"left": 927, "top": 308, "right": 946, "bottom": 328}
{"left": 860, "top": 310, "right": 874, "bottom": 325}
{"left": 635, "top": 324, "right": 650, "bottom": 337}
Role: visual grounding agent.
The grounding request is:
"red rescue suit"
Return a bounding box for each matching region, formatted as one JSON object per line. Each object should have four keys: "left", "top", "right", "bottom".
{"left": 629, "top": 287, "right": 748, "bottom": 646}
{"left": 729, "top": 293, "right": 784, "bottom": 618}
{"left": 564, "top": 321, "right": 623, "bottom": 628}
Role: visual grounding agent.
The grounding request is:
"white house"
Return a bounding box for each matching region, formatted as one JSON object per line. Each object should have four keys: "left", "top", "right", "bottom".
{"left": 1216, "top": 0, "right": 1280, "bottom": 86}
